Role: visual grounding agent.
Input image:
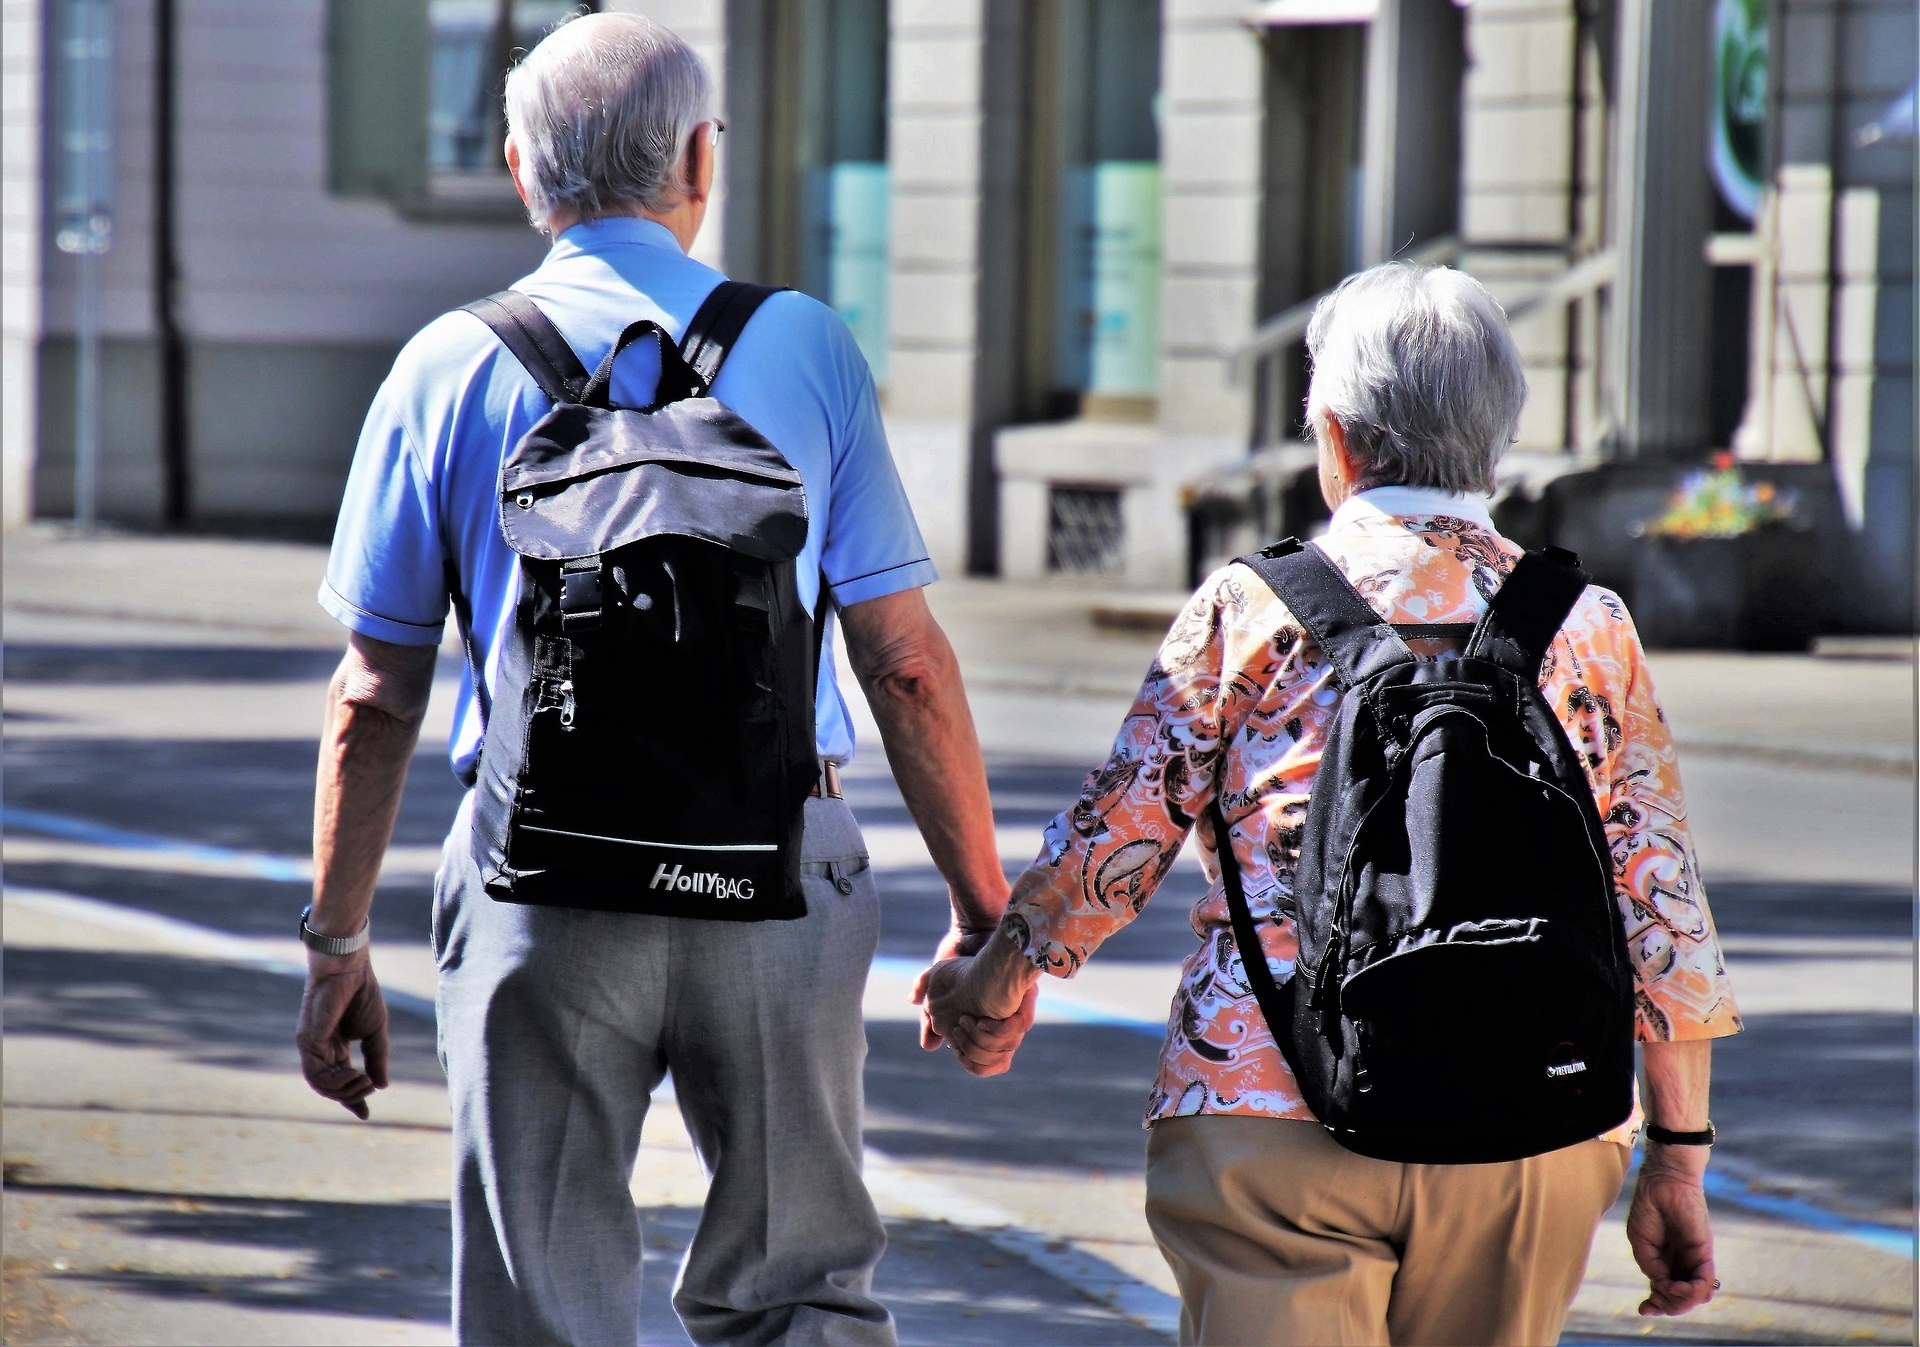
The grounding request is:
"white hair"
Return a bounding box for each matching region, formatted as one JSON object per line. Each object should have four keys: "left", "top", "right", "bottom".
{"left": 504, "top": 12, "right": 713, "bottom": 228}
{"left": 1304, "top": 263, "right": 1527, "bottom": 495}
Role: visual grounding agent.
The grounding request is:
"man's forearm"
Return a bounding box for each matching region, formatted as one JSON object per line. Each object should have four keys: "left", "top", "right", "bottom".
{"left": 309, "top": 642, "right": 435, "bottom": 937}
{"left": 865, "top": 647, "right": 1007, "bottom": 927}
{"left": 846, "top": 598, "right": 1006, "bottom": 928}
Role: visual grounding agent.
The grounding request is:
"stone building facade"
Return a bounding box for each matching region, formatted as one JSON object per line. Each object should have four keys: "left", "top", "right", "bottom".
{"left": 3, "top": 0, "right": 1912, "bottom": 626}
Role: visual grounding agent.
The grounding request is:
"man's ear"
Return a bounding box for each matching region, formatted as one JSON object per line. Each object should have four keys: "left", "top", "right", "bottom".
{"left": 686, "top": 124, "right": 715, "bottom": 205}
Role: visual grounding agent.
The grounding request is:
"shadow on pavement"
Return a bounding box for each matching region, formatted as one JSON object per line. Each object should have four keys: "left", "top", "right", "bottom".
{"left": 7, "top": 1184, "right": 451, "bottom": 1324}
{"left": 3, "top": 739, "right": 468, "bottom": 857}
{"left": 864, "top": 1020, "right": 1161, "bottom": 1174}
{"left": 2, "top": 646, "right": 347, "bottom": 684}
{"left": 2, "top": 949, "right": 444, "bottom": 1085}
{"left": 1711, "top": 1012, "right": 1916, "bottom": 1223}
{"left": 636, "top": 1205, "right": 1167, "bottom": 1347}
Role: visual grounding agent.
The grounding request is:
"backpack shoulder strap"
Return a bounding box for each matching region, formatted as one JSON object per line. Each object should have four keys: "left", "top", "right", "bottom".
{"left": 1466, "top": 545, "right": 1589, "bottom": 679}
{"left": 461, "top": 290, "right": 592, "bottom": 405}
{"left": 1236, "top": 538, "right": 1415, "bottom": 688}
{"left": 678, "top": 281, "right": 787, "bottom": 392}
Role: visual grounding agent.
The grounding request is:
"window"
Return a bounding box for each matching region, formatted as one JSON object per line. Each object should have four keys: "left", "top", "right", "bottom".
{"left": 328, "top": 0, "right": 590, "bottom": 214}
{"left": 1020, "top": 0, "right": 1163, "bottom": 421}
{"left": 728, "top": 0, "right": 891, "bottom": 379}
{"left": 1046, "top": 486, "right": 1125, "bottom": 575}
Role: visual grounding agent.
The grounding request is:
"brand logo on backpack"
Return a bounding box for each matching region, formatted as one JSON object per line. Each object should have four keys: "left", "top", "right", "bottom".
{"left": 650, "top": 863, "right": 755, "bottom": 901}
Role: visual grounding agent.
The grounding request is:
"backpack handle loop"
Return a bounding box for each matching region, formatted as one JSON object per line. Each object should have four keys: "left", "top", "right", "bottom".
{"left": 578, "top": 320, "right": 706, "bottom": 409}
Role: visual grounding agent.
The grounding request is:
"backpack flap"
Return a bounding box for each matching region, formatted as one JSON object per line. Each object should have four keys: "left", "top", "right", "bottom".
{"left": 499, "top": 403, "right": 808, "bottom": 563}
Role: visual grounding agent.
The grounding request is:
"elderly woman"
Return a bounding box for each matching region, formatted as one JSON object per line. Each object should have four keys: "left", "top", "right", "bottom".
{"left": 922, "top": 263, "right": 1742, "bottom": 1346}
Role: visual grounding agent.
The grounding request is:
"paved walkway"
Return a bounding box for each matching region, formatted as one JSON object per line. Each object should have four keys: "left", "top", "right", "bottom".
{"left": 4, "top": 527, "right": 1915, "bottom": 1345}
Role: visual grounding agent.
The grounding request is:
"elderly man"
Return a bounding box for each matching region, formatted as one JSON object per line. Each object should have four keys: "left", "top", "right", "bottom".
{"left": 924, "top": 263, "right": 1741, "bottom": 1345}
{"left": 296, "top": 14, "right": 1020, "bottom": 1345}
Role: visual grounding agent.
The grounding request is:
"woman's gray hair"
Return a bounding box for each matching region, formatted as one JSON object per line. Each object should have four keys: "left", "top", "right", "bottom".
{"left": 1304, "top": 263, "right": 1527, "bottom": 495}
{"left": 504, "top": 12, "right": 713, "bottom": 228}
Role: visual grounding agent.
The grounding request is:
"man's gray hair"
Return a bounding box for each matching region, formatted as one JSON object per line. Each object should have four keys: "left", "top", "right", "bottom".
{"left": 1304, "top": 264, "right": 1527, "bottom": 495}
{"left": 504, "top": 12, "right": 713, "bottom": 227}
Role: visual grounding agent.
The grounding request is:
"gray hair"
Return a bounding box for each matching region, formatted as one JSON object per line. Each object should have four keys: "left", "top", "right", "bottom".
{"left": 504, "top": 12, "right": 713, "bottom": 228}
{"left": 1304, "top": 264, "right": 1526, "bottom": 495}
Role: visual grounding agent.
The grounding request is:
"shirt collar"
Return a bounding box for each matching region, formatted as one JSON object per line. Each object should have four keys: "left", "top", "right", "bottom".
{"left": 1328, "top": 485, "right": 1496, "bottom": 533}
{"left": 547, "top": 216, "right": 683, "bottom": 261}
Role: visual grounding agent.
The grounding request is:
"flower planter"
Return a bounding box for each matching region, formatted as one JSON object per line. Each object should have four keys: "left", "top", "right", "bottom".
{"left": 1629, "top": 527, "right": 1821, "bottom": 651}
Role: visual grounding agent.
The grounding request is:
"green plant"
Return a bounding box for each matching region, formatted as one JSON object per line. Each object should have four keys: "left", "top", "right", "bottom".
{"left": 1640, "top": 453, "right": 1797, "bottom": 540}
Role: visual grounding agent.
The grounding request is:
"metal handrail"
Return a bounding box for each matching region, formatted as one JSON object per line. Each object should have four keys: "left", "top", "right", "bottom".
{"left": 1229, "top": 234, "right": 1462, "bottom": 378}
{"left": 1501, "top": 248, "right": 1617, "bottom": 321}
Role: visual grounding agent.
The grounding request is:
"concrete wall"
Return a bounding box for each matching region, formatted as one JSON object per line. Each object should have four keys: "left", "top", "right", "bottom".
{"left": 29, "top": 0, "right": 554, "bottom": 529}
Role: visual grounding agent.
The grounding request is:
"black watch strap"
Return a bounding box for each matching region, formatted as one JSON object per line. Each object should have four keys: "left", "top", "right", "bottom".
{"left": 1644, "top": 1121, "right": 1716, "bottom": 1146}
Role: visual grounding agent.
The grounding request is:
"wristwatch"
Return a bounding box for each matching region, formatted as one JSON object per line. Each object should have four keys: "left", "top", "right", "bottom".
{"left": 300, "top": 904, "right": 370, "bottom": 955}
{"left": 1644, "top": 1121, "right": 1715, "bottom": 1146}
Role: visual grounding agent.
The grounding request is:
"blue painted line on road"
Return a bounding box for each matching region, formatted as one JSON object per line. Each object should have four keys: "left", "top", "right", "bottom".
{"left": 1698, "top": 1168, "right": 1916, "bottom": 1259}
{"left": 10, "top": 814, "right": 1915, "bottom": 1263}
{"left": 2, "top": 807, "right": 309, "bottom": 882}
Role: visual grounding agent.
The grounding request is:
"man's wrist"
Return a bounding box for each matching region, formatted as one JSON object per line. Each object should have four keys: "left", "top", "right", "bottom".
{"left": 301, "top": 903, "right": 371, "bottom": 956}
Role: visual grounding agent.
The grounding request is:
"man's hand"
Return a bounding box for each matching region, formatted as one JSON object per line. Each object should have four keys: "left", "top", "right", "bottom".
{"left": 296, "top": 949, "right": 390, "bottom": 1119}
{"left": 1626, "top": 1146, "right": 1717, "bottom": 1315}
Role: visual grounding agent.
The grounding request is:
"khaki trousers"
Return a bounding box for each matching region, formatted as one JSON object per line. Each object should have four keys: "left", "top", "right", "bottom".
{"left": 1145, "top": 1116, "right": 1630, "bottom": 1347}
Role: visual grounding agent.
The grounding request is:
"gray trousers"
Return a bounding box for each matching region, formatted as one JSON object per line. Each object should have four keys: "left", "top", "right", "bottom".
{"left": 433, "top": 792, "right": 896, "bottom": 1347}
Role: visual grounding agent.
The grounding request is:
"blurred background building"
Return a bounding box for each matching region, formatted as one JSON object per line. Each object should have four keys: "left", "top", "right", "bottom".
{"left": 3, "top": 0, "right": 1914, "bottom": 630}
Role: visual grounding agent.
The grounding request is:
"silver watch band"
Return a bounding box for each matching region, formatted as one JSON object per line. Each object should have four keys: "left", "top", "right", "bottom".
{"left": 300, "top": 904, "right": 369, "bottom": 955}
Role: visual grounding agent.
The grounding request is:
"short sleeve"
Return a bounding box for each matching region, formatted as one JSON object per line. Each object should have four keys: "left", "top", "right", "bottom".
{"left": 319, "top": 383, "right": 450, "bottom": 646}
{"left": 820, "top": 360, "right": 938, "bottom": 608}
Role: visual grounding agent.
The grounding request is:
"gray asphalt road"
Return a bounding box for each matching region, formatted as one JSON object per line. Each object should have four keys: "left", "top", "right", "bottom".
{"left": 4, "top": 561, "right": 1915, "bottom": 1345}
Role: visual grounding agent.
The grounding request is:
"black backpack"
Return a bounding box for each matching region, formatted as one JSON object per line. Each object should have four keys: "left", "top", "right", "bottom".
{"left": 1211, "top": 538, "right": 1636, "bottom": 1164}
{"left": 454, "top": 282, "right": 821, "bottom": 921}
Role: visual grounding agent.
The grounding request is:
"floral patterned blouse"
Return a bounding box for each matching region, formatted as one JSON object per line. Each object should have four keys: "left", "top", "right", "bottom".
{"left": 1003, "top": 488, "right": 1743, "bottom": 1143}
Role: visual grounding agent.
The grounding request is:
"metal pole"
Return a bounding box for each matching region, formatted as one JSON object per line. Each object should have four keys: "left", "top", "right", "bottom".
{"left": 55, "top": 0, "right": 115, "bottom": 532}
{"left": 74, "top": 245, "right": 100, "bottom": 533}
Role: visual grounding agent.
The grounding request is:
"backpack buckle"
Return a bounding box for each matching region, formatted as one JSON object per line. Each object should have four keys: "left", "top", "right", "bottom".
{"left": 559, "top": 559, "right": 604, "bottom": 633}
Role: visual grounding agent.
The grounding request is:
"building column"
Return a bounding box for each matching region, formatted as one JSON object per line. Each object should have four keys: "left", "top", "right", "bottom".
{"left": 2, "top": 0, "right": 42, "bottom": 528}
{"left": 1607, "top": 0, "right": 1715, "bottom": 458}
{"left": 1151, "top": 0, "right": 1265, "bottom": 583}
{"left": 880, "top": 0, "right": 992, "bottom": 575}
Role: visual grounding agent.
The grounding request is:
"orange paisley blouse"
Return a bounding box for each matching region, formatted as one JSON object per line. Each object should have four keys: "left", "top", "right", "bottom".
{"left": 1003, "top": 490, "right": 1743, "bottom": 1142}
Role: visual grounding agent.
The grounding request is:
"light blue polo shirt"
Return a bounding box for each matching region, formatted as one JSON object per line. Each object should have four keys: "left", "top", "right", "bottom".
{"left": 321, "top": 217, "right": 937, "bottom": 779}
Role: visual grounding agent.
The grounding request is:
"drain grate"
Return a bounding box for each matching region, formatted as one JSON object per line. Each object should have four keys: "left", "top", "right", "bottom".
{"left": 1047, "top": 487, "right": 1124, "bottom": 576}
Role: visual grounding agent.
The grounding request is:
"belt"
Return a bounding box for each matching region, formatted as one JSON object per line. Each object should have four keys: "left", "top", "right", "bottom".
{"left": 809, "top": 759, "right": 843, "bottom": 800}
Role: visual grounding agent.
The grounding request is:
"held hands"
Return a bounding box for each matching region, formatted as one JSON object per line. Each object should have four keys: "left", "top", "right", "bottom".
{"left": 296, "top": 948, "right": 390, "bottom": 1119}
{"left": 1626, "top": 1145, "right": 1719, "bottom": 1316}
{"left": 910, "top": 923, "right": 1038, "bottom": 1077}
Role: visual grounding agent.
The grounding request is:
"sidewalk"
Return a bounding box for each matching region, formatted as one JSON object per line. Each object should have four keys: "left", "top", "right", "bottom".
{"left": 9, "top": 527, "right": 1910, "bottom": 771}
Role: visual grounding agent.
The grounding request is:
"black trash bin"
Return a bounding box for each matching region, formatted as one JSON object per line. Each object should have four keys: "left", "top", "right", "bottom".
{"left": 1629, "top": 526, "right": 1821, "bottom": 651}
